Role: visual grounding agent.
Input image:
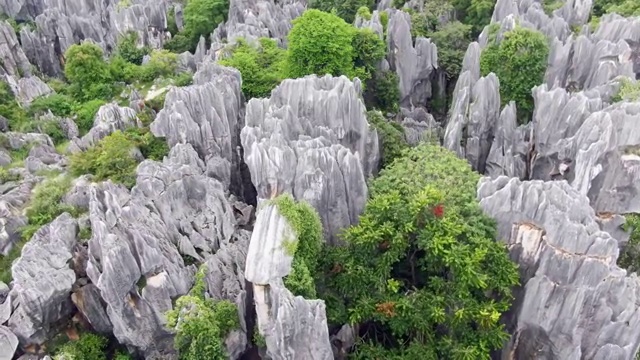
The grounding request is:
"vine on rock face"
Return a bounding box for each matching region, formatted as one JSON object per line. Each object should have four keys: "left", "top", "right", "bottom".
{"left": 271, "top": 194, "right": 324, "bottom": 299}
{"left": 318, "top": 144, "right": 520, "bottom": 359}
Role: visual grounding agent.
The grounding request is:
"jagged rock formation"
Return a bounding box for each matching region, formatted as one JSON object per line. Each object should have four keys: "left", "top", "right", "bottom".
{"left": 245, "top": 203, "right": 332, "bottom": 360}
{"left": 478, "top": 176, "right": 640, "bottom": 360}
{"left": 8, "top": 212, "right": 78, "bottom": 346}
{"left": 0, "top": 21, "right": 31, "bottom": 78}
{"left": 210, "top": 0, "right": 306, "bottom": 54}
{"left": 0, "top": 324, "right": 17, "bottom": 360}
{"left": 386, "top": 9, "right": 438, "bottom": 110}
{"left": 241, "top": 74, "right": 379, "bottom": 244}
{"left": 15, "top": 0, "right": 169, "bottom": 77}
{"left": 14, "top": 76, "right": 52, "bottom": 105}
{"left": 84, "top": 143, "right": 250, "bottom": 356}
{"left": 152, "top": 62, "right": 250, "bottom": 198}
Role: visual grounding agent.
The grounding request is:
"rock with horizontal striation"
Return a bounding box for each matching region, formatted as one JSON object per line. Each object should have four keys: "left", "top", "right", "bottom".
{"left": 7, "top": 213, "right": 78, "bottom": 346}
{"left": 241, "top": 74, "right": 379, "bottom": 244}
{"left": 386, "top": 9, "right": 438, "bottom": 110}
{"left": 245, "top": 204, "right": 333, "bottom": 360}
{"left": 477, "top": 176, "right": 640, "bottom": 360}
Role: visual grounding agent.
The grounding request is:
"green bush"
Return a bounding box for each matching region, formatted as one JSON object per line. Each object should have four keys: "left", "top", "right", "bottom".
{"left": 618, "top": 214, "right": 640, "bottom": 273}
{"left": 140, "top": 50, "right": 179, "bottom": 81}
{"left": 124, "top": 127, "right": 170, "bottom": 161}
{"left": 450, "top": 0, "right": 496, "bottom": 35}
{"left": 365, "top": 71, "right": 400, "bottom": 113}
{"left": 351, "top": 28, "right": 386, "bottom": 79}
{"left": 69, "top": 131, "right": 139, "bottom": 189}
{"left": 319, "top": 143, "right": 520, "bottom": 358}
{"left": 116, "top": 32, "right": 150, "bottom": 65}
{"left": 166, "top": 266, "right": 240, "bottom": 360}
{"left": 480, "top": 27, "right": 549, "bottom": 123}
{"left": 38, "top": 120, "right": 66, "bottom": 145}
{"left": 29, "top": 93, "right": 74, "bottom": 117}
{"left": 218, "top": 38, "right": 287, "bottom": 99}
{"left": 429, "top": 21, "right": 472, "bottom": 80}
{"left": 21, "top": 176, "right": 82, "bottom": 242}
{"left": 366, "top": 110, "right": 407, "bottom": 168}
{"left": 0, "top": 82, "right": 30, "bottom": 131}
{"left": 271, "top": 194, "right": 324, "bottom": 298}
{"left": 53, "top": 333, "right": 108, "bottom": 360}
{"left": 174, "top": 72, "right": 194, "bottom": 87}
{"left": 75, "top": 99, "right": 106, "bottom": 135}
{"left": 0, "top": 167, "right": 21, "bottom": 184}
{"left": 309, "top": 0, "right": 374, "bottom": 23}
{"left": 613, "top": 78, "right": 640, "bottom": 102}
{"left": 64, "top": 43, "right": 114, "bottom": 101}
{"left": 164, "top": 33, "right": 194, "bottom": 53}
{"left": 181, "top": 0, "right": 229, "bottom": 51}
{"left": 287, "top": 10, "right": 357, "bottom": 79}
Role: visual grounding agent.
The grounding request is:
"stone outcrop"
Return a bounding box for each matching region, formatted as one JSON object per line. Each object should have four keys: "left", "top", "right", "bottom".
{"left": 209, "top": 0, "right": 306, "bottom": 54}
{"left": 152, "top": 62, "right": 247, "bottom": 196}
{"left": 85, "top": 143, "right": 250, "bottom": 355}
{"left": 478, "top": 176, "right": 640, "bottom": 360}
{"left": 8, "top": 213, "right": 78, "bottom": 346}
{"left": 386, "top": 9, "right": 438, "bottom": 110}
{"left": 245, "top": 203, "right": 332, "bottom": 360}
{"left": 18, "top": 0, "right": 169, "bottom": 77}
{"left": 0, "top": 21, "right": 32, "bottom": 79}
{"left": 241, "top": 74, "right": 379, "bottom": 244}
{"left": 15, "top": 76, "right": 52, "bottom": 105}
{"left": 70, "top": 103, "right": 138, "bottom": 151}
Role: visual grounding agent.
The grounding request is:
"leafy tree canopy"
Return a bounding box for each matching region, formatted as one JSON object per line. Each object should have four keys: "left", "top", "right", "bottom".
{"left": 309, "top": 0, "right": 374, "bottom": 24}
{"left": 480, "top": 26, "right": 549, "bottom": 123}
{"left": 319, "top": 143, "right": 520, "bottom": 359}
{"left": 64, "top": 42, "right": 114, "bottom": 101}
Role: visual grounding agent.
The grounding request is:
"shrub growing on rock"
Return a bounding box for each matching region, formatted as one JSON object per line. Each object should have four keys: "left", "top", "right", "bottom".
{"left": 166, "top": 266, "right": 240, "bottom": 360}
{"left": 272, "top": 194, "right": 324, "bottom": 298}
{"left": 74, "top": 99, "right": 106, "bottom": 135}
{"left": 480, "top": 27, "right": 549, "bottom": 123}
{"left": 64, "top": 43, "right": 114, "bottom": 101}
{"left": 366, "top": 110, "right": 407, "bottom": 168}
{"left": 287, "top": 9, "right": 356, "bottom": 79}
{"left": 319, "top": 143, "right": 520, "bottom": 358}
{"left": 53, "top": 332, "right": 108, "bottom": 360}
{"left": 218, "top": 38, "right": 287, "bottom": 99}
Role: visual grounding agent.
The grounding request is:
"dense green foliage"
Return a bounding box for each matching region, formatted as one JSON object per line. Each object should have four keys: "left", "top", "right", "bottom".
{"left": 69, "top": 131, "right": 140, "bottom": 189}
{"left": 309, "top": 0, "right": 374, "bottom": 24}
{"left": 272, "top": 194, "right": 324, "bottom": 298}
{"left": 366, "top": 110, "right": 408, "bottom": 168}
{"left": 618, "top": 214, "right": 640, "bottom": 273}
{"left": 165, "top": 0, "right": 229, "bottom": 52}
{"left": 116, "top": 32, "right": 150, "bottom": 65}
{"left": 219, "top": 38, "right": 287, "bottom": 99}
{"left": 480, "top": 27, "right": 549, "bottom": 123}
{"left": 53, "top": 333, "right": 108, "bottom": 360}
{"left": 166, "top": 266, "right": 240, "bottom": 360}
{"left": 592, "top": 0, "right": 640, "bottom": 17}
{"left": 287, "top": 10, "right": 357, "bottom": 79}
{"left": 612, "top": 78, "right": 640, "bottom": 102}
{"left": 430, "top": 22, "right": 473, "bottom": 80}
{"left": 64, "top": 43, "right": 114, "bottom": 101}
{"left": 319, "top": 144, "right": 519, "bottom": 359}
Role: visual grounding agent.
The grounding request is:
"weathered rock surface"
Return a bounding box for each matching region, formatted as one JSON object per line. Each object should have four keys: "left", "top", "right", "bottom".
{"left": 386, "top": 9, "right": 438, "bottom": 110}
{"left": 246, "top": 203, "right": 333, "bottom": 360}
{"left": 70, "top": 103, "right": 138, "bottom": 151}
{"left": 241, "top": 75, "right": 379, "bottom": 244}
{"left": 210, "top": 0, "right": 305, "bottom": 53}
{"left": 0, "top": 21, "right": 31, "bottom": 79}
{"left": 15, "top": 76, "right": 52, "bottom": 105}
{"left": 0, "top": 325, "right": 18, "bottom": 360}
{"left": 152, "top": 62, "right": 246, "bottom": 195}
{"left": 478, "top": 176, "right": 640, "bottom": 360}
{"left": 18, "top": 0, "right": 169, "bottom": 77}
{"left": 8, "top": 213, "right": 78, "bottom": 346}
{"left": 85, "top": 143, "right": 250, "bottom": 355}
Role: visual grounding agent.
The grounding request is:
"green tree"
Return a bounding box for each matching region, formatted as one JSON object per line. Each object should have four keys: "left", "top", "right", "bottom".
{"left": 218, "top": 38, "right": 287, "bottom": 99}
{"left": 166, "top": 266, "right": 240, "bottom": 360}
{"left": 480, "top": 27, "right": 549, "bottom": 123}
{"left": 116, "top": 32, "right": 150, "bottom": 65}
{"left": 351, "top": 28, "right": 386, "bottom": 77}
{"left": 429, "top": 21, "right": 472, "bottom": 80}
{"left": 64, "top": 43, "right": 114, "bottom": 101}
{"left": 450, "top": 0, "right": 496, "bottom": 35}
{"left": 366, "top": 110, "right": 407, "bottom": 168}
{"left": 309, "top": 0, "right": 374, "bottom": 23}
{"left": 618, "top": 214, "right": 640, "bottom": 273}
{"left": 319, "top": 144, "right": 520, "bottom": 359}
{"left": 287, "top": 10, "right": 356, "bottom": 79}
{"left": 183, "top": 0, "right": 229, "bottom": 46}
